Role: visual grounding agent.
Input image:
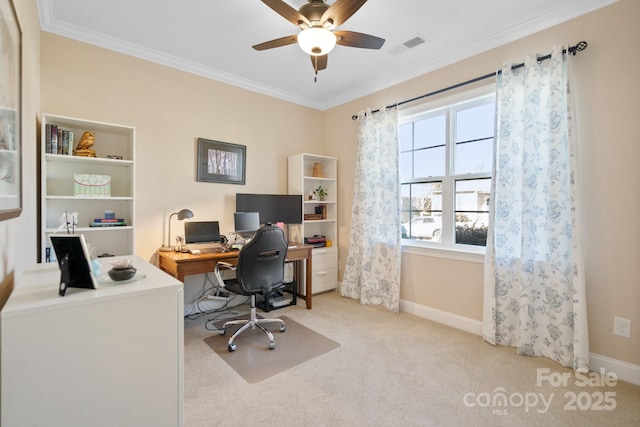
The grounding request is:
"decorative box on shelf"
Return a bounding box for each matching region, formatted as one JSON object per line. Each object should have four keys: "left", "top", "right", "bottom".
{"left": 304, "top": 213, "right": 323, "bottom": 221}
{"left": 73, "top": 174, "right": 111, "bottom": 197}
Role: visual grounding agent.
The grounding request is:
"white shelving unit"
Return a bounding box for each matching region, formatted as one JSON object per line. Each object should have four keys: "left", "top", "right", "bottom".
{"left": 288, "top": 153, "right": 338, "bottom": 295}
{"left": 40, "top": 114, "right": 135, "bottom": 262}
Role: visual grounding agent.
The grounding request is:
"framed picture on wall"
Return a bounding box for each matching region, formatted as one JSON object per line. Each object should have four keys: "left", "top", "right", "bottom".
{"left": 196, "top": 138, "right": 246, "bottom": 185}
{"left": 0, "top": 0, "right": 22, "bottom": 221}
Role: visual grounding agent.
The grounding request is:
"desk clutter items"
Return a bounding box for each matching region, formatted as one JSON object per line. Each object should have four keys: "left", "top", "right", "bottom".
{"left": 107, "top": 258, "right": 137, "bottom": 281}
{"left": 175, "top": 235, "right": 189, "bottom": 253}
{"left": 304, "top": 234, "right": 327, "bottom": 247}
{"left": 74, "top": 173, "right": 111, "bottom": 197}
{"left": 90, "top": 210, "right": 127, "bottom": 227}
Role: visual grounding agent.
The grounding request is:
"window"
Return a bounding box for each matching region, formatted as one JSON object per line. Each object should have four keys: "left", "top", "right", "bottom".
{"left": 400, "top": 87, "right": 495, "bottom": 253}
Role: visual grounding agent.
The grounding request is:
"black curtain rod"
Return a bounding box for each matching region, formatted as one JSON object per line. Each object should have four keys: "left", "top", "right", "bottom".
{"left": 351, "top": 41, "right": 588, "bottom": 120}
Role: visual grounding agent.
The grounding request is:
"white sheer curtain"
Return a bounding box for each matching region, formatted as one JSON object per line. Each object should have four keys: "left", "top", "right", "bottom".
{"left": 341, "top": 107, "right": 401, "bottom": 312}
{"left": 483, "top": 46, "right": 589, "bottom": 371}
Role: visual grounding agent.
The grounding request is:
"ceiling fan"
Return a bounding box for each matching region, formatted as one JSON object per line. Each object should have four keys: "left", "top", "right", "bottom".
{"left": 253, "top": 0, "right": 385, "bottom": 80}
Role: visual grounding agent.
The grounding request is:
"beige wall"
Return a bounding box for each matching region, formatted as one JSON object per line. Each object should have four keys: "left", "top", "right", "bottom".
{"left": 35, "top": 0, "right": 638, "bottom": 367}
{"left": 325, "top": 0, "right": 639, "bottom": 366}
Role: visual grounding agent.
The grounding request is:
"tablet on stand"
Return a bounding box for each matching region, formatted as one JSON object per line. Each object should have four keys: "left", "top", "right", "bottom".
{"left": 50, "top": 235, "right": 98, "bottom": 296}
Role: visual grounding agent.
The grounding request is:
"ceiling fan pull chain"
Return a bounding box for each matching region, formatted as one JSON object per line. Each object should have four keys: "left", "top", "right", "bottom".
{"left": 314, "top": 56, "right": 318, "bottom": 82}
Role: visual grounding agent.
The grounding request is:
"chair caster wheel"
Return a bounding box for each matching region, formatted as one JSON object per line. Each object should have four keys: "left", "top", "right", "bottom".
{"left": 228, "top": 343, "right": 236, "bottom": 352}
{"left": 269, "top": 342, "right": 275, "bottom": 350}
{"left": 280, "top": 325, "right": 286, "bottom": 332}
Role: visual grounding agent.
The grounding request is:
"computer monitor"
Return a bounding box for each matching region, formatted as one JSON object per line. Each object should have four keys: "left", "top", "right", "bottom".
{"left": 234, "top": 212, "right": 260, "bottom": 239}
{"left": 184, "top": 221, "right": 221, "bottom": 244}
{"left": 235, "top": 193, "right": 303, "bottom": 225}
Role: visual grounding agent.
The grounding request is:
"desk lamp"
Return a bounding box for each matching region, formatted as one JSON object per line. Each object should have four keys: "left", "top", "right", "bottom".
{"left": 159, "top": 208, "right": 194, "bottom": 252}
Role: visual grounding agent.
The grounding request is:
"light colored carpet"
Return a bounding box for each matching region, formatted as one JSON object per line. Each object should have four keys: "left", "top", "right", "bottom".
{"left": 203, "top": 315, "right": 340, "bottom": 383}
{"left": 185, "top": 291, "right": 640, "bottom": 426}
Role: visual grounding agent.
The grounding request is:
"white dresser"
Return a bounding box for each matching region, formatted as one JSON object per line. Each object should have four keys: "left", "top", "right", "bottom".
{"left": 1, "top": 256, "right": 184, "bottom": 427}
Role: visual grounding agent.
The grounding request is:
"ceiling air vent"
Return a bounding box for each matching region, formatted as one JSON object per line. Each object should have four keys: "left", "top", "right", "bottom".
{"left": 388, "top": 34, "right": 427, "bottom": 56}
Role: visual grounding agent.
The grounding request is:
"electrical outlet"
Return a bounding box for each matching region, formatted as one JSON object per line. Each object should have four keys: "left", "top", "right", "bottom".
{"left": 613, "top": 317, "right": 631, "bottom": 338}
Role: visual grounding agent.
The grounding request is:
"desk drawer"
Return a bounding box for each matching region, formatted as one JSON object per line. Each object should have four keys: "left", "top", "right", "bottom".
{"left": 298, "top": 265, "right": 338, "bottom": 296}
{"left": 312, "top": 267, "right": 337, "bottom": 294}
{"left": 312, "top": 247, "right": 337, "bottom": 270}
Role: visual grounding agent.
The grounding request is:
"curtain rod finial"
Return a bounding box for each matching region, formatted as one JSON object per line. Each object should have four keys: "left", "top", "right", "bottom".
{"left": 569, "top": 41, "right": 588, "bottom": 55}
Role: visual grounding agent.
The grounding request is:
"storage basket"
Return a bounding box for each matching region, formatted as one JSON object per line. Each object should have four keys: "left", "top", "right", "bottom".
{"left": 74, "top": 174, "right": 111, "bottom": 197}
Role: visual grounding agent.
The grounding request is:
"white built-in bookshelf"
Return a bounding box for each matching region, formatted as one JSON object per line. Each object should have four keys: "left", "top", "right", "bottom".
{"left": 288, "top": 153, "right": 338, "bottom": 294}
{"left": 40, "top": 113, "right": 135, "bottom": 262}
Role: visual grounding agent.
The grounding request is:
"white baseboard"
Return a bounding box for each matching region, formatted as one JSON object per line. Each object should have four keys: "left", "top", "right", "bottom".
{"left": 399, "top": 299, "right": 483, "bottom": 336}
{"left": 399, "top": 298, "right": 640, "bottom": 386}
{"left": 589, "top": 352, "right": 640, "bottom": 386}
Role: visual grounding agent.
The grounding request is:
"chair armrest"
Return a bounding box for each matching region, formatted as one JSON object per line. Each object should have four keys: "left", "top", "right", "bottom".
{"left": 216, "top": 261, "right": 236, "bottom": 270}
{"left": 214, "top": 261, "right": 236, "bottom": 289}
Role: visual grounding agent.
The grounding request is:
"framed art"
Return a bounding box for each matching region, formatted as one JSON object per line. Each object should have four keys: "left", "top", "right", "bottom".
{"left": 196, "top": 138, "right": 246, "bottom": 185}
{"left": 0, "top": 0, "right": 22, "bottom": 220}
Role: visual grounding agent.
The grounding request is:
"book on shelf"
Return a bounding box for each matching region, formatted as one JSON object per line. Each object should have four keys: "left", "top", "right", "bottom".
{"left": 90, "top": 221, "right": 127, "bottom": 227}
{"left": 44, "top": 124, "right": 75, "bottom": 155}
{"left": 93, "top": 218, "right": 125, "bottom": 223}
{"left": 68, "top": 131, "right": 74, "bottom": 154}
{"left": 50, "top": 124, "right": 58, "bottom": 154}
{"left": 45, "top": 124, "right": 52, "bottom": 153}
{"left": 61, "top": 130, "right": 69, "bottom": 155}
{"left": 56, "top": 128, "right": 62, "bottom": 154}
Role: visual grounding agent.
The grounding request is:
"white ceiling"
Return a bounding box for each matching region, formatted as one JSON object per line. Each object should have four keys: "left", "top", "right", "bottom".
{"left": 36, "top": 0, "right": 613, "bottom": 111}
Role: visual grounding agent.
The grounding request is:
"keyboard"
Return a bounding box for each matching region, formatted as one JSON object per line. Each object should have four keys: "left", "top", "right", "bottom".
{"left": 187, "top": 242, "right": 226, "bottom": 253}
{"left": 199, "top": 247, "right": 225, "bottom": 254}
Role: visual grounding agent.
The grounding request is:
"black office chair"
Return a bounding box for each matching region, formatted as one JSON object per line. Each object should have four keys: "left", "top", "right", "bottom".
{"left": 214, "top": 226, "right": 288, "bottom": 352}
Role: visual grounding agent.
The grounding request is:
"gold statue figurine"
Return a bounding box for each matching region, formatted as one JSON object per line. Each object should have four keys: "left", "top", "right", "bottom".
{"left": 73, "top": 131, "right": 97, "bottom": 157}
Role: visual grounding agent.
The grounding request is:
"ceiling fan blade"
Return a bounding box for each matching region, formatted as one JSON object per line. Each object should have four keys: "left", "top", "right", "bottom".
{"left": 262, "top": 0, "right": 310, "bottom": 28}
{"left": 334, "top": 30, "right": 385, "bottom": 49}
{"left": 321, "top": 0, "right": 368, "bottom": 28}
{"left": 311, "top": 54, "right": 328, "bottom": 72}
{"left": 252, "top": 35, "right": 298, "bottom": 51}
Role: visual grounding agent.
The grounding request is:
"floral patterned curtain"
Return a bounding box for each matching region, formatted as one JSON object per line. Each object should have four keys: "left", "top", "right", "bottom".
{"left": 341, "top": 107, "right": 401, "bottom": 312}
{"left": 483, "top": 46, "right": 589, "bottom": 371}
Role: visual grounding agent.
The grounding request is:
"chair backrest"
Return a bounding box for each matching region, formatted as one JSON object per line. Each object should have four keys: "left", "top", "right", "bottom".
{"left": 235, "top": 226, "right": 288, "bottom": 294}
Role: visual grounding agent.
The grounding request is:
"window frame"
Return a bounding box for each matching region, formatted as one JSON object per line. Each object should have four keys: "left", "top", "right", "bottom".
{"left": 399, "top": 84, "right": 495, "bottom": 263}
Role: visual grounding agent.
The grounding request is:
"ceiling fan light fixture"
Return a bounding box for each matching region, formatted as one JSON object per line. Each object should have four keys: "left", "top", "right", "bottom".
{"left": 298, "top": 27, "right": 336, "bottom": 56}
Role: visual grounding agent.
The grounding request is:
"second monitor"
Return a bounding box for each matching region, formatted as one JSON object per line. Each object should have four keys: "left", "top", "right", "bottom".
{"left": 234, "top": 211, "right": 260, "bottom": 239}
{"left": 235, "top": 193, "right": 302, "bottom": 225}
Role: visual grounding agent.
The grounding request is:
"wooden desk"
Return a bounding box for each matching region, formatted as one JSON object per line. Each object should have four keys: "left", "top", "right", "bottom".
{"left": 157, "top": 243, "right": 314, "bottom": 309}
